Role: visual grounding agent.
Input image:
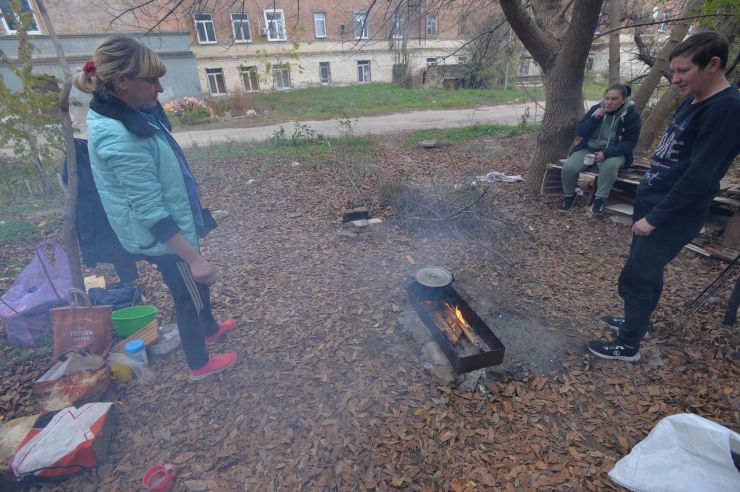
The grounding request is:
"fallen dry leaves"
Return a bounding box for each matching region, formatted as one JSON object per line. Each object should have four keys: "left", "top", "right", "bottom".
{"left": 0, "top": 131, "right": 737, "bottom": 491}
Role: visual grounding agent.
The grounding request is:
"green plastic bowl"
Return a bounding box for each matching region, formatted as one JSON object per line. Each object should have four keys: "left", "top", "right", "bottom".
{"left": 111, "top": 305, "right": 158, "bottom": 337}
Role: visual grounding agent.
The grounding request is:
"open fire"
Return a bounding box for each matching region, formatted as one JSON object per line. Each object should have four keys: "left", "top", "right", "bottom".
{"left": 423, "top": 301, "right": 487, "bottom": 355}
{"left": 408, "top": 277, "right": 505, "bottom": 374}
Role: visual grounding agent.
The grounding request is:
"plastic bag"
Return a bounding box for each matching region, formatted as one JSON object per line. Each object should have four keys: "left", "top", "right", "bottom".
{"left": 9, "top": 402, "right": 115, "bottom": 484}
{"left": 88, "top": 282, "right": 141, "bottom": 311}
{"left": 108, "top": 352, "right": 155, "bottom": 384}
{"left": 0, "top": 241, "right": 72, "bottom": 347}
{"left": 609, "top": 413, "right": 740, "bottom": 492}
{"left": 31, "top": 353, "right": 111, "bottom": 412}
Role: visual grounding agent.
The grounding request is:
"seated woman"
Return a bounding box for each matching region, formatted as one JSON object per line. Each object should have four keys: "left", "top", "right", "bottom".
{"left": 561, "top": 84, "right": 641, "bottom": 214}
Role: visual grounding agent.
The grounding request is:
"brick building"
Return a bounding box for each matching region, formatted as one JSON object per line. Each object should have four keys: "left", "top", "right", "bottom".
{"left": 2, "top": 0, "right": 470, "bottom": 98}
{"left": 180, "top": 0, "right": 469, "bottom": 95}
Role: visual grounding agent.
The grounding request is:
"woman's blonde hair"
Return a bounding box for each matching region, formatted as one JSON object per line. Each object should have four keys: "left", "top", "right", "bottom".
{"left": 73, "top": 35, "right": 166, "bottom": 97}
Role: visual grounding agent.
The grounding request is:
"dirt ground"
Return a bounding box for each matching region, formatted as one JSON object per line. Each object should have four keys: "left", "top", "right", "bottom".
{"left": 1, "top": 131, "right": 738, "bottom": 491}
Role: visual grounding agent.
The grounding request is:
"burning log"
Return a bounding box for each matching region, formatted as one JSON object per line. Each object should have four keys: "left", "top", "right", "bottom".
{"left": 444, "top": 303, "right": 486, "bottom": 350}
{"left": 432, "top": 311, "right": 459, "bottom": 344}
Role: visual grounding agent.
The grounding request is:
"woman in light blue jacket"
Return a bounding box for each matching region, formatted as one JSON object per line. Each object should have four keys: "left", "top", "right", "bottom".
{"left": 73, "top": 36, "right": 237, "bottom": 380}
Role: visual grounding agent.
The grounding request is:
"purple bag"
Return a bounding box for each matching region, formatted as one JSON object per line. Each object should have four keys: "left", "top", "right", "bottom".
{"left": 0, "top": 241, "right": 72, "bottom": 347}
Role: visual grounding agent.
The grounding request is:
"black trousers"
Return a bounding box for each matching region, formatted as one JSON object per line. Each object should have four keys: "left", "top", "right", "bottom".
{"left": 617, "top": 200, "right": 706, "bottom": 348}
{"left": 152, "top": 258, "right": 219, "bottom": 370}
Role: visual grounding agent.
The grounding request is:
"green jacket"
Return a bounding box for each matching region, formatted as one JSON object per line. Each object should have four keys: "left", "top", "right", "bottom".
{"left": 87, "top": 97, "right": 199, "bottom": 257}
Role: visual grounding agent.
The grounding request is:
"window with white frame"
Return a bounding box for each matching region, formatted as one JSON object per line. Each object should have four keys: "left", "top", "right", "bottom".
{"left": 194, "top": 13, "right": 216, "bottom": 44}
{"left": 240, "top": 66, "right": 259, "bottom": 92}
{"left": 314, "top": 12, "right": 326, "bottom": 38}
{"left": 458, "top": 56, "right": 467, "bottom": 64}
{"left": 426, "top": 57, "right": 437, "bottom": 67}
{"left": 231, "top": 13, "right": 251, "bottom": 42}
{"left": 264, "top": 9, "right": 287, "bottom": 41}
{"left": 391, "top": 12, "right": 404, "bottom": 39}
{"left": 319, "top": 62, "right": 331, "bottom": 85}
{"left": 357, "top": 60, "right": 371, "bottom": 83}
{"left": 273, "top": 64, "right": 291, "bottom": 90}
{"left": 0, "top": 0, "right": 41, "bottom": 34}
{"left": 426, "top": 14, "right": 438, "bottom": 36}
{"left": 206, "top": 68, "right": 227, "bottom": 95}
{"left": 353, "top": 11, "right": 369, "bottom": 39}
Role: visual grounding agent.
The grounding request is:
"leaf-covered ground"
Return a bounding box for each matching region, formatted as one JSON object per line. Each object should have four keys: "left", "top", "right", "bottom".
{"left": 1, "top": 131, "right": 737, "bottom": 491}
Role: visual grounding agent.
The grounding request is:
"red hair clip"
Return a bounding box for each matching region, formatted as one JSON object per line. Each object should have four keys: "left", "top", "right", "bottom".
{"left": 83, "top": 60, "right": 96, "bottom": 77}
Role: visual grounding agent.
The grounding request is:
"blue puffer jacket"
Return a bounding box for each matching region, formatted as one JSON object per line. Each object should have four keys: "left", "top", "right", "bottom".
{"left": 87, "top": 95, "right": 200, "bottom": 257}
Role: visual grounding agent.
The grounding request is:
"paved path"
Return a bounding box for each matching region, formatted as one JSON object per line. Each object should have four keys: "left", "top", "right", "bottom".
{"left": 1, "top": 101, "right": 595, "bottom": 156}
{"left": 172, "top": 102, "right": 557, "bottom": 149}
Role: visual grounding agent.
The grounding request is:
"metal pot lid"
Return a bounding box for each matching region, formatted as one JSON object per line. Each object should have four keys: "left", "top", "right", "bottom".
{"left": 415, "top": 266, "right": 453, "bottom": 288}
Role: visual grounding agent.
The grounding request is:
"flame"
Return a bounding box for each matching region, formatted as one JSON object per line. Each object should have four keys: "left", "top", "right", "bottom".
{"left": 455, "top": 306, "right": 470, "bottom": 329}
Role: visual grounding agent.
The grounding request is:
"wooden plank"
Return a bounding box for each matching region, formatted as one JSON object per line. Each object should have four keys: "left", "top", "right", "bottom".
{"left": 712, "top": 196, "right": 740, "bottom": 208}
{"left": 722, "top": 210, "right": 740, "bottom": 249}
{"left": 604, "top": 203, "right": 634, "bottom": 215}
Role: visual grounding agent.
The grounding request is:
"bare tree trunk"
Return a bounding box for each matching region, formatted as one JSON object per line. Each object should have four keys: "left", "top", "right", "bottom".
{"left": 635, "top": 84, "right": 681, "bottom": 154}
{"left": 608, "top": 0, "right": 621, "bottom": 85}
{"left": 631, "top": 0, "right": 702, "bottom": 113}
{"left": 35, "top": 0, "right": 84, "bottom": 291}
{"left": 527, "top": 62, "right": 585, "bottom": 188}
{"left": 500, "top": 0, "right": 604, "bottom": 193}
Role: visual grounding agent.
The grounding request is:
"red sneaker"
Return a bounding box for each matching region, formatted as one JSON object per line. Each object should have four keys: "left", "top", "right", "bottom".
{"left": 205, "top": 319, "right": 237, "bottom": 346}
{"left": 189, "top": 352, "right": 237, "bottom": 381}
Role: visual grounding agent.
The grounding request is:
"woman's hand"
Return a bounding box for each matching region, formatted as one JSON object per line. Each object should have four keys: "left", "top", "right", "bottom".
{"left": 595, "top": 151, "right": 606, "bottom": 163}
{"left": 163, "top": 232, "right": 218, "bottom": 285}
{"left": 593, "top": 107, "right": 605, "bottom": 118}
{"left": 189, "top": 256, "right": 218, "bottom": 285}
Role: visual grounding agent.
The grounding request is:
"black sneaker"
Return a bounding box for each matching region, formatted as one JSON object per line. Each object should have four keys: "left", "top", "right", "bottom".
{"left": 587, "top": 340, "right": 641, "bottom": 362}
{"left": 560, "top": 194, "right": 576, "bottom": 210}
{"left": 601, "top": 316, "right": 625, "bottom": 330}
{"left": 600, "top": 316, "right": 650, "bottom": 339}
{"left": 591, "top": 198, "right": 605, "bottom": 215}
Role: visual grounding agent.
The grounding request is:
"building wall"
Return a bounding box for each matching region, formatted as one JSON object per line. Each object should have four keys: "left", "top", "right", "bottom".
{"left": 2, "top": 1, "right": 471, "bottom": 96}
{"left": 194, "top": 39, "right": 465, "bottom": 95}
{"left": 186, "top": 0, "right": 469, "bottom": 95}
{"left": 0, "top": 0, "right": 182, "bottom": 35}
{"left": 0, "top": 32, "right": 200, "bottom": 125}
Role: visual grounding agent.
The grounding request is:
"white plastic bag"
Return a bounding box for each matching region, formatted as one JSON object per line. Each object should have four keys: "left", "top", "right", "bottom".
{"left": 609, "top": 413, "right": 740, "bottom": 492}
{"left": 107, "top": 352, "right": 155, "bottom": 384}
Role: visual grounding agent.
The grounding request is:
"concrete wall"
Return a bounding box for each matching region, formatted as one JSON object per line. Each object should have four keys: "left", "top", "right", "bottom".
{"left": 0, "top": 32, "right": 200, "bottom": 125}
{"left": 193, "top": 38, "right": 464, "bottom": 94}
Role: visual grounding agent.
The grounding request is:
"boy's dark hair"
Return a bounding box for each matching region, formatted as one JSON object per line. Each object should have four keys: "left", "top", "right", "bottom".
{"left": 669, "top": 32, "right": 729, "bottom": 69}
{"left": 606, "top": 83, "right": 631, "bottom": 98}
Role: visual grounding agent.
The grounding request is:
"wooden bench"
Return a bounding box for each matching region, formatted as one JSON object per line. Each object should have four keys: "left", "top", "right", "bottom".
{"left": 540, "top": 161, "right": 644, "bottom": 209}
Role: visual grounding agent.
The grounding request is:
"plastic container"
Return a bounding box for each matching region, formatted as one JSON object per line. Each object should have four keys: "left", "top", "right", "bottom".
{"left": 143, "top": 463, "right": 176, "bottom": 491}
{"left": 112, "top": 305, "right": 158, "bottom": 337}
{"left": 124, "top": 339, "right": 148, "bottom": 364}
{"left": 149, "top": 324, "right": 181, "bottom": 356}
{"left": 110, "top": 363, "right": 133, "bottom": 382}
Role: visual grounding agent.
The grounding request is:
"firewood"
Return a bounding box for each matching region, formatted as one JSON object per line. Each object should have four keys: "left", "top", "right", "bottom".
{"left": 432, "top": 311, "right": 459, "bottom": 344}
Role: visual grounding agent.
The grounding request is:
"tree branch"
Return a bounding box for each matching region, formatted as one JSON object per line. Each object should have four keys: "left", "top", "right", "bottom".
{"left": 594, "top": 13, "right": 732, "bottom": 39}
{"left": 499, "top": 0, "right": 558, "bottom": 71}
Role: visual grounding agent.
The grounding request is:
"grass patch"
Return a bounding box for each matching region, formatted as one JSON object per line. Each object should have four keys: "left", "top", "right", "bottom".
{"left": 0, "top": 192, "right": 64, "bottom": 243}
{"left": 188, "top": 134, "right": 380, "bottom": 169}
{"left": 406, "top": 123, "right": 540, "bottom": 146}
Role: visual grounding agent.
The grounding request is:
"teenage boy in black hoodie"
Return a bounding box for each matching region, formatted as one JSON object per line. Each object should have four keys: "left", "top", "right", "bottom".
{"left": 588, "top": 32, "right": 740, "bottom": 361}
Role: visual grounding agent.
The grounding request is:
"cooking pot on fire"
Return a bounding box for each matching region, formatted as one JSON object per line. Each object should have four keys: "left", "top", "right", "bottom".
{"left": 414, "top": 266, "right": 454, "bottom": 300}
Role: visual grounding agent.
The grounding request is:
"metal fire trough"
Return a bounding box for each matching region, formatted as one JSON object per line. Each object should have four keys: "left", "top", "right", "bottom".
{"left": 407, "top": 279, "right": 505, "bottom": 374}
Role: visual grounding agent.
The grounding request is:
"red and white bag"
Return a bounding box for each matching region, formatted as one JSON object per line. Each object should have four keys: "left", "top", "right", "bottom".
{"left": 9, "top": 402, "right": 115, "bottom": 483}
